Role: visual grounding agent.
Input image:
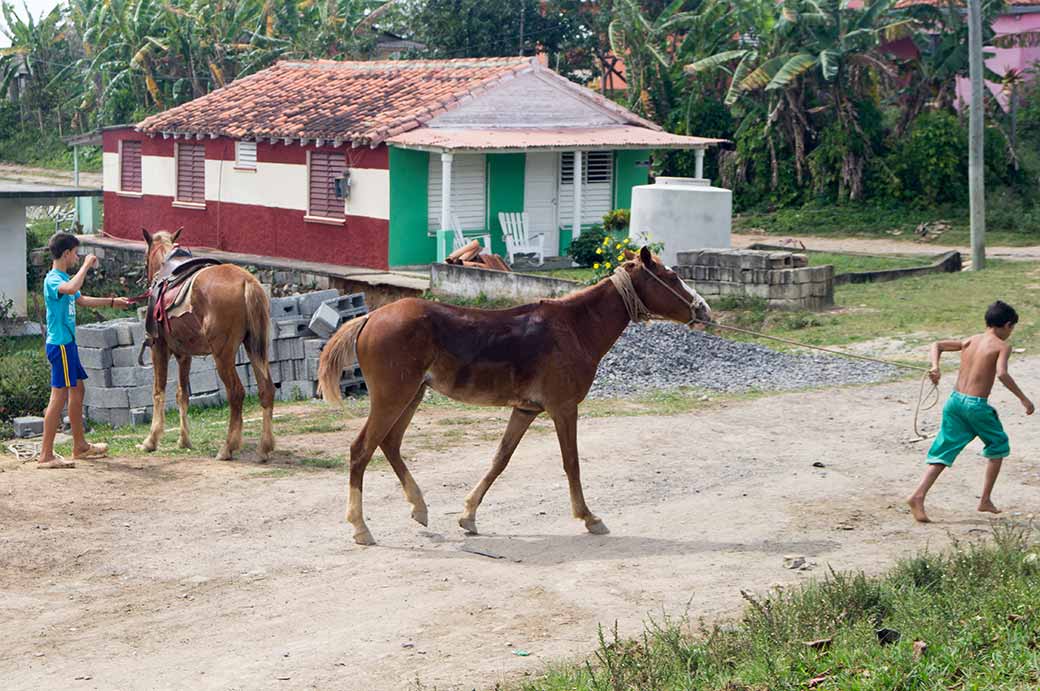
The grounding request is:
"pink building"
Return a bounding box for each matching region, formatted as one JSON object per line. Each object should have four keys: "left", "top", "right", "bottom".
{"left": 894, "top": 0, "right": 1040, "bottom": 110}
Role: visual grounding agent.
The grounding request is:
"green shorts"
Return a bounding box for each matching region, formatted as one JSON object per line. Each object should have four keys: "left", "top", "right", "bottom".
{"left": 927, "top": 391, "right": 1010, "bottom": 466}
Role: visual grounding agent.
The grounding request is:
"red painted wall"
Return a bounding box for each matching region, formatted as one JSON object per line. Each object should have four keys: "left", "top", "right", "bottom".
{"left": 102, "top": 129, "right": 390, "bottom": 269}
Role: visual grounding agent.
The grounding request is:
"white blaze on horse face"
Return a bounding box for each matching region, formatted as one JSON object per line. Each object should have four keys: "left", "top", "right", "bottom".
{"left": 670, "top": 266, "right": 710, "bottom": 313}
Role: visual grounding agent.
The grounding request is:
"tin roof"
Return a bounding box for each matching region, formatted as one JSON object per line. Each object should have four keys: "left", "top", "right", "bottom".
{"left": 387, "top": 126, "right": 724, "bottom": 152}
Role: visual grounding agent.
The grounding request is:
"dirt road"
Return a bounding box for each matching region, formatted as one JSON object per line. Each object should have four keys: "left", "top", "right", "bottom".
{"left": 3, "top": 371, "right": 1039, "bottom": 690}
{"left": 733, "top": 232, "right": 1040, "bottom": 261}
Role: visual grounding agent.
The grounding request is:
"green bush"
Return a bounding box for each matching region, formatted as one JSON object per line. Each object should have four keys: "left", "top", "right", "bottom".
{"left": 884, "top": 111, "right": 966, "bottom": 205}
{"left": 567, "top": 225, "right": 608, "bottom": 267}
{"left": 0, "top": 338, "right": 51, "bottom": 424}
{"left": 601, "top": 208, "right": 630, "bottom": 236}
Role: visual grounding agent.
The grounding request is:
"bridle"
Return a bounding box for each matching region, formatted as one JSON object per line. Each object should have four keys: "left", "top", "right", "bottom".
{"left": 126, "top": 243, "right": 191, "bottom": 307}
{"left": 609, "top": 263, "right": 710, "bottom": 328}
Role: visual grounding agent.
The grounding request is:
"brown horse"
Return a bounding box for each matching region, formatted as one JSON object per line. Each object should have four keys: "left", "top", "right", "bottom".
{"left": 318, "top": 247, "right": 712, "bottom": 545}
{"left": 140, "top": 229, "right": 275, "bottom": 461}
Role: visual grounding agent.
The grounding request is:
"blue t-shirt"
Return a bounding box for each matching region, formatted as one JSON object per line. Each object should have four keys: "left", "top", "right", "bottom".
{"left": 44, "top": 269, "right": 79, "bottom": 345}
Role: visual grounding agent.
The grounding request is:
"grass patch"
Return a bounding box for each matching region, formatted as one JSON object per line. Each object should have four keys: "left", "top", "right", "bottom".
{"left": 712, "top": 259, "right": 1040, "bottom": 354}
{"left": 807, "top": 252, "right": 925, "bottom": 275}
{"left": 520, "top": 524, "right": 1040, "bottom": 690}
{"left": 735, "top": 198, "right": 1040, "bottom": 247}
{"left": 420, "top": 290, "right": 519, "bottom": 309}
{"left": 537, "top": 267, "right": 594, "bottom": 283}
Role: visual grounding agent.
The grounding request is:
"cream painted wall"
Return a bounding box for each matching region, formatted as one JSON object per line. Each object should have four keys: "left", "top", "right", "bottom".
{"left": 343, "top": 167, "right": 390, "bottom": 220}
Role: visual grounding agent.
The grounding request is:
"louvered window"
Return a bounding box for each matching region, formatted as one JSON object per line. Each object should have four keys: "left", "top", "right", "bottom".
{"left": 236, "top": 141, "right": 257, "bottom": 169}
{"left": 309, "top": 151, "right": 347, "bottom": 219}
{"left": 120, "top": 141, "right": 142, "bottom": 193}
{"left": 559, "top": 151, "right": 613, "bottom": 225}
{"left": 427, "top": 154, "right": 486, "bottom": 231}
{"left": 176, "top": 143, "right": 205, "bottom": 204}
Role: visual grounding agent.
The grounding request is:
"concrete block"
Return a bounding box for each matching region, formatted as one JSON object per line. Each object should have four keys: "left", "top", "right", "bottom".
{"left": 269, "top": 295, "right": 301, "bottom": 320}
{"left": 129, "top": 320, "right": 146, "bottom": 345}
{"left": 274, "top": 318, "right": 312, "bottom": 340}
{"left": 84, "top": 367, "right": 113, "bottom": 387}
{"left": 111, "top": 345, "right": 138, "bottom": 368}
{"left": 235, "top": 345, "right": 250, "bottom": 365}
{"left": 193, "top": 355, "right": 217, "bottom": 372}
{"left": 810, "top": 265, "right": 833, "bottom": 282}
{"left": 110, "top": 366, "right": 148, "bottom": 388}
{"left": 84, "top": 386, "right": 129, "bottom": 409}
{"left": 78, "top": 346, "right": 113, "bottom": 370}
{"left": 791, "top": 268, "right": 814, "bottom": 285}
{"left": 303, "top": 338, "right": 326, "bottom": 359}
{"left": 128, "top": 385, "right": 158, "bottom": 409}
{"left": 104, "top": 408, "right": 131, "bottom": 428}
{"left": 189, "top": 391, "right": 222, "bottom": 409}
{"left": 76, "top": 324, "right": 119, "bottom": 349}
{"left": 323, "top": 293, "right": 366, "bottom": 314}
{"left": 130, "top": 407, "right": 152, "bottom": 426}
{"left": 308, "top": 302, "right": 341, "bottom": 339}
{"left": 274, "top": 338, "right": 304, "bottom": 361}
{"left": 13, "top": 416, "right": 44, "bottom": 438}
{"left": 189, "top": 368, "right": 221, "bottom": 393}
{"left": 277, "top": 380, "right": 315, "bottom": 401}
{"left": 297, "top": 289, "right": 340, "bottom": 317}
{"left": 110, "top": 318, "right": 136, "bottom": 346}
{"left": 810, "top": 281, "right": 830, "bottom": 297}
{"left": 675, "top": 250, "right": 702, "bottom": 266}
{"left": 744, "top": 283, "right": 770, "bottom": 299}
{"left": 305, "top": 356, "right": 320, "bottom": 380}
{"left": 792, "top": 254, "right": 809, "bottom": 268}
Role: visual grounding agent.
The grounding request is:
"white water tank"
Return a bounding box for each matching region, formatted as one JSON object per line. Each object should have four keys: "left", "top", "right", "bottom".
{"left": 629, "top": 177, "right": 732, "bottom": 267}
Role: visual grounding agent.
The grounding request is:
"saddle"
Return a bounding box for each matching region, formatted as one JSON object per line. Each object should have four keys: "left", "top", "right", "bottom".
{"left": 145, "top": 246, "right": 223, "bottom": 343}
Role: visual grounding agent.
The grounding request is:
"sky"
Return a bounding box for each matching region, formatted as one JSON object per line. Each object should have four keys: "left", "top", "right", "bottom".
{"left": 0, "top": 0, "right": 62, "bottom": 47}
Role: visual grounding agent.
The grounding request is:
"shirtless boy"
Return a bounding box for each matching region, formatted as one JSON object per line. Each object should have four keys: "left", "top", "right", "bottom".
{"left": 907, "top": 301, "right": 1034, "bottom": 522}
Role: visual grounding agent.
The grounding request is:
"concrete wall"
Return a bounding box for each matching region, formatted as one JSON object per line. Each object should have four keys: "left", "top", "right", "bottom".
{"left": 675, "top": 249, "right": 833, "bottom": 311}
{"left": 429, "top": 263, "right": 580, "bottom": 302}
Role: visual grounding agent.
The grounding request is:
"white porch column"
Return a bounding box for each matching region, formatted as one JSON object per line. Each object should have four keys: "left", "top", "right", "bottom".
{"left": 694, "top": 148, "right": 705, "bottom": 179}
{"left": 572, "top": 150, "right": 583, "bottom": 239}
{"left": 0, "top": 199, "right": 27, "bottom": 316}
{"left": 439, "top": 152, "right": 453, "bottom": 231}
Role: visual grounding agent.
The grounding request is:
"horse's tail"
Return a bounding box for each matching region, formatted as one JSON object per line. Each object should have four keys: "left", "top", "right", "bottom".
{"left": 243, "top": 278, "right": 271, "bottom": 365}
{"left": 318, "top": 314, "right": 369, "bottom": 404}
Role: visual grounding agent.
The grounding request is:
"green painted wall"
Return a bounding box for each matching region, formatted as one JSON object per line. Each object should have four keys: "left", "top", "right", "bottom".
{"left": 485, "top": 153, "right": 525, "bottom": 256}
{"left": 613, "top": 149, "right": 651, "bottom": 210}
{"left": 388, "top": 147, "right": 431, "bottom": 266}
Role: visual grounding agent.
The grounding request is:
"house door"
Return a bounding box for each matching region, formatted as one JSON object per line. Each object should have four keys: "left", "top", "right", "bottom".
{"left": 524, "top": 152, "right": 559, "bottom": 256}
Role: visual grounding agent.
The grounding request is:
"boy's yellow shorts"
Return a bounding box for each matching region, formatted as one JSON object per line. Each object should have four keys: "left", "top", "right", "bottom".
{"left": 927, "top": 391, "right": 1010, "bottom": 466}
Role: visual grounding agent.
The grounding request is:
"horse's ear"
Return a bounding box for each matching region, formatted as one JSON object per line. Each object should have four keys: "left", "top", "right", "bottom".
{"left": 639, "top": 246, "right": 654, "bottom": 266}
{"left": 142, "top": 228, "right": 152, "bottom": 245}
{"left": 172, "top": 227, "right": 183, "bottom": 243}
{"left": 623, "top": 248, "right": 636, "bottom": 262}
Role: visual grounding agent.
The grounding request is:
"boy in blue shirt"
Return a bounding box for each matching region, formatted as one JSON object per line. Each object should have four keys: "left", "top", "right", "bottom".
{"left": 38, "top": 233, "right": 133, "bottom": 468}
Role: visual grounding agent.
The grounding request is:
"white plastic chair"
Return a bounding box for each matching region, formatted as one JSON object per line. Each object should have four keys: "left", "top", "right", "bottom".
{"left": 498, "top": 211, "right": 545, "bottom": 265}
{"left": 451, "top": 215, "right": 492, "bottom": 256}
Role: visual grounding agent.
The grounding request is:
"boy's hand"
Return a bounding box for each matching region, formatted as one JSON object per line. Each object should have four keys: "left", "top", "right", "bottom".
{"left": 1023, "top": 398, "right": 1035, "bottom": 416}
{"left": 928, "top": 367, "right": 941, "bottom": 385}
{"left": 83, "top": 254, "right": 98, "bottom": 271}
{"left": 113, "top": 297, "right": 133, "bottom": 309}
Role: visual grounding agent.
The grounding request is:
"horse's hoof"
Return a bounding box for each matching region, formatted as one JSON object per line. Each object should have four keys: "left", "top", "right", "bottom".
{"left": 458, "top": 516, "right": 478, "bottom": 535}
{"left": 178, "top": 440, "right": 192, "bottom": 450}
{"left": 353, "top": 529, "right": 376, "bottom": 546}
{"left": 140, "top": 439, "right": 157, "bottom": 452}
{"left": 586, "top": 519, "right": 610, "bottom": 535}
{"left": 411, "top": 507, "right": 429, "bottom": 527}
{"left": 215, "top": 447, "right": 233, "bottom": 461}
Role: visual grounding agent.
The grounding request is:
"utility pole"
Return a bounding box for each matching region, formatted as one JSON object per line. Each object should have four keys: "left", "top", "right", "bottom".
{"left": 518, "top": 3, "right": 525, "bottom": 56}
{"left": 968, "top": 0, "right": 986, "bottom": 270}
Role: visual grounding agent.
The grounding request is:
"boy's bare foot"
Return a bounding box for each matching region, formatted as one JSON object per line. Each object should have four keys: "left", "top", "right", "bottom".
{"left": 72, "top": 442, "right": 108, "bottom": 460}
{"left": 38, "top": 458, "right": 75, "bottom": 469}
{"left": 977, "top": 500, "right": 1002, "bottom": 515}
{"left": 907, "top": 495, "right": 931, "bottom": 523}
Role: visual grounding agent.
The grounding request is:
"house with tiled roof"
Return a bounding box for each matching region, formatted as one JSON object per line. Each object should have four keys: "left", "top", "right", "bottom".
{"left": 101, "top": 57, "right": 719, "bottom": 270}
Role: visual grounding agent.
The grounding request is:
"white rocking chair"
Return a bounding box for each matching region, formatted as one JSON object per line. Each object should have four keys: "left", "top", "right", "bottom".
{"left": 451, "top": 215, "right": 492, "bottom": 255}
{"left": 498, "top": 212, "right": 545, "bottom": 265}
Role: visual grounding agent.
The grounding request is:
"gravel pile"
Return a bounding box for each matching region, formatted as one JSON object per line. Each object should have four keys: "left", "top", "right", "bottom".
{"left": 589, "top": 321, "right": 900, "bottom": 398}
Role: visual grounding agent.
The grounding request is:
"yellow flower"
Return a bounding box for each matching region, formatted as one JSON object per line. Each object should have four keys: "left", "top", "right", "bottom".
{"left": 615, "top": 243, "right": 622, "bottom": 249}
{"left": 602, "top": 237, "right": 610, "bottom": 245}
{"left": 604, "top": 261, "right": 612, "bottom": 269}
{"left": 625, "top": 237, "right": 632, "bottom": 244}
{"left": 593, "top": 262, "right": 600, "bottom": 269}
{"left": 596, "top": 247, "right": 603, "bottom": 254}
{"left": 617, "top": 254, "right": 624, "bottom": 262}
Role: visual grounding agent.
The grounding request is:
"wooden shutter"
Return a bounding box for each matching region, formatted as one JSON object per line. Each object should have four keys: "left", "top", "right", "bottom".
{"left": 236, "top": 141, "right": 257, "bottom": 169}
{"left": 309, "top": 151, "right": 347, "bottom": 219}
{"left": 176, "top": 143, "right": 206, "bottom": 203}
{"left": 559, "top": 151, "right": 613, "bottom": 225}
{"left": 120, "top": 141, "right": 142, "bottom": 193}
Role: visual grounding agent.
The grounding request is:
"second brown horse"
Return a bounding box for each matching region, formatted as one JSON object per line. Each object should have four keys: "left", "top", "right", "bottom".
{"left": 319, "top": 247, "right": 711, "bottom": 545}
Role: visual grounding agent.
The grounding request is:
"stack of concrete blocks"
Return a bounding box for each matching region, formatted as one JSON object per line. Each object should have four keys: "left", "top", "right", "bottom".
{"left": 75, "top": 290, "right": 368, "bottom": 428}
{"left": 674, "top": 249, "right": 834, "bottom": 311}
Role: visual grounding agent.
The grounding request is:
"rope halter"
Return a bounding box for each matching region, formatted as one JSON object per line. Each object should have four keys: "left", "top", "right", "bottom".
{"left": 608, "top": 264, "right": 710, "bottom": 328}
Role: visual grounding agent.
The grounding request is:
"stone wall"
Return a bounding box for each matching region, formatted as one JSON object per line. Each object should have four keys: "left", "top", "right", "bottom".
{"left": 674, "top": 249, "right": 833, "bottom": 311}
{"left": 75, "top": 289, "right": 368, "bottom": 427}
